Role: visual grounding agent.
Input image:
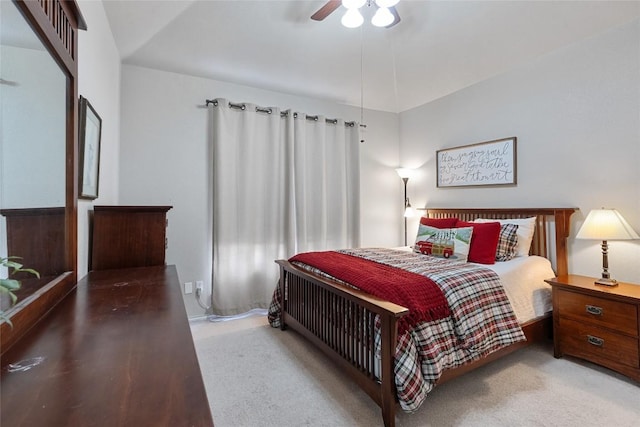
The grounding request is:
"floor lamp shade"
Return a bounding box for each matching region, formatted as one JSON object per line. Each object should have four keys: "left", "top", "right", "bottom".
{"left": 396, "top": 168, "right": 412, "bottom": 179}
{"left": 576, "top": 208, "right": 639, "bottom": 286}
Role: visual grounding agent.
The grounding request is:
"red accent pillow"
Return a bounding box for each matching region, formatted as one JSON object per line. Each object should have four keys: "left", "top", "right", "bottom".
{"left": 457, "top": 220, "right": 501, "bottom": 264}
{"left": 419, "top": 217, "right": 459, "bottom": 228}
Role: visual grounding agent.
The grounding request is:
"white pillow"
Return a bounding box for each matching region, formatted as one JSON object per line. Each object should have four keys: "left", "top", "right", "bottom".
{"left": 474, "top": 217, "right": 536, "bottom": 257}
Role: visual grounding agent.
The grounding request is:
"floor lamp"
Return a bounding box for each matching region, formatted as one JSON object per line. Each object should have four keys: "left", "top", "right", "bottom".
{"left": 396, "top": 168, "right": 415, "bottom": 246}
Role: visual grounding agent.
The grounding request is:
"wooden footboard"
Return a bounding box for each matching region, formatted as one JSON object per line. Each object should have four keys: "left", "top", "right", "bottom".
{"left": 276, "top": 207, "right": 575, "bottom": 427}
{"left": 276, "top": 259, "right": 408, "bottom": 427}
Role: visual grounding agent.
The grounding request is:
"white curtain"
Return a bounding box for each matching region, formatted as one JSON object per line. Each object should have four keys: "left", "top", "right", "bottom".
{"left": 210, "top": 99, "right": 360, "bottom": 315}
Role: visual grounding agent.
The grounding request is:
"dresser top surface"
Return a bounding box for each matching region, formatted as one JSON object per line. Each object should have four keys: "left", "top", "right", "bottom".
{"left": 0, "top": 265, "right": 213, "bottom": 426}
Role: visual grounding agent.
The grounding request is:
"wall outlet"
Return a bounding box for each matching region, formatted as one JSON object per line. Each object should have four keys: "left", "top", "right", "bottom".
{"left": 184, "top": 282, "right": 193, "bottom": 294}
{"left": 196, "top": 280, "right": 204, "bottom": 292}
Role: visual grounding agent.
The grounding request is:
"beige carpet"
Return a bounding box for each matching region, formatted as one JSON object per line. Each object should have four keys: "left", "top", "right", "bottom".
{"left": 192, "top": 316, "right": 640, "bottom": 427}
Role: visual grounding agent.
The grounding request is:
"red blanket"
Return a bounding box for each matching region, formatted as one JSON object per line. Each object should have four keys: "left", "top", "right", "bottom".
{"left": 289, "top": 251, "right": 451, "bottom": 334}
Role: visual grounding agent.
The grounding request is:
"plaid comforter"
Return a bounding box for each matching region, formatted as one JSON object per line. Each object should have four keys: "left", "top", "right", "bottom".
{"left": 268, "top": 248, "right": 526, "bottom": 412}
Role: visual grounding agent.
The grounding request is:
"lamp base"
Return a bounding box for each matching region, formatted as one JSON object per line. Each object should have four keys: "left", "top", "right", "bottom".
{"left": 594, "top": 277, "right": 618, "bottom": 287}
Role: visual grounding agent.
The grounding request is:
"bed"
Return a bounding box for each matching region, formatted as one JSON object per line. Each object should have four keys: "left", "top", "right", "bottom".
{"left": 269, "top": 208, "right": 576, "bottom": 427}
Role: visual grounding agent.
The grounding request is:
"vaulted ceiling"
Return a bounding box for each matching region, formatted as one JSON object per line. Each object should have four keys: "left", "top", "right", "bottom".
{"left": 102, "top": 1, "right": 640, "bottom": 113}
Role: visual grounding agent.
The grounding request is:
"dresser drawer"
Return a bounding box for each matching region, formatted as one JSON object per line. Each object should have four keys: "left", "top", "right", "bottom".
{"left": 556, "top": 289, "right": 638, "bottom": 336}
{"left": 557, "top": 317, "right": 639, "bottom": 368}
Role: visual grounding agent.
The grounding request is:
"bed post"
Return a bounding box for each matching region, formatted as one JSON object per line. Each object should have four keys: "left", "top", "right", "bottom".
{"left": 380, "top": 314, "right": 398, "bottom": 427}
{"left": 553, "top": 208, "right": 576, "bottom": 277}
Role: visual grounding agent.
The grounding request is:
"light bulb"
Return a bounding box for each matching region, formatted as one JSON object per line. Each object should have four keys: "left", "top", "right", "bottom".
{"left": 371, "top": 7, "right": 394, "bottom": 27}
{"left": 396, "top": 168, "right": 412, "bottom": 179}
{"left": 342, "top": 9, "right": 364, "bottom": 28}
{"left": 376, "top": 0, "right": 399, "bottom": 8}
{"left": 404, "top": 205, "right": 415, "bottom": 218}
{"left": 342, "top": 0, "right": 366, "bottom": 9}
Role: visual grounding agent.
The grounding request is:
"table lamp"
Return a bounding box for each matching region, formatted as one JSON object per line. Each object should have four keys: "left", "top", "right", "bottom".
{"left": 576, "top": 208, "right": 639, "bottom": 286}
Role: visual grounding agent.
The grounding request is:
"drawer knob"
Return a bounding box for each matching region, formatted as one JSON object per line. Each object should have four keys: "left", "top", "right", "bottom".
{"left": 585, "top": 305, "right": 603, "bottom": 316}
{"left": 587, "top": 335, "right": 604, "bottom": 347}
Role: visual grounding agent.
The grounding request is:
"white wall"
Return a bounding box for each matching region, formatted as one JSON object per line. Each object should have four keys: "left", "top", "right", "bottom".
{"left": 399, "top": 20, "right": 640, "bottom": 284}
{"left": 119, "top": 65, "right": 401, "bottom": 317}
{"left": 77, "top": 0, "right": 122, "bottom": 276}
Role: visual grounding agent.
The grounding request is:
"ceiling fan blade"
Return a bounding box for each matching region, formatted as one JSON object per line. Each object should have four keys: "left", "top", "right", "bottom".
{"left": 311, "top": 0, "right": 342, "bottom": 21}
{"left": 386, "top": 6, "right": 401, "bottom": 28}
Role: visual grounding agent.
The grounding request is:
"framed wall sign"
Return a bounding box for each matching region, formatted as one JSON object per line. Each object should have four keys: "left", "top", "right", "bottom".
{"left": 78, "top": 96, "right": 102, "bottom": 199}
{"left": 436, "top": 137, "right": 517, "bottom": 188}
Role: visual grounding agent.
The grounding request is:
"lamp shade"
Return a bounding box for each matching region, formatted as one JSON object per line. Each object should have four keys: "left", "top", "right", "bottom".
{"left": 396, "top": 168, "right": 412, "bottom": 179}
{"left": 371, "top": 7, "right": 394, "bottom": 27}
{"left": 404, "top": 204, "right": 415, "bottom": 218}
{"left": 341, "top": 8, "right": 364, "bottom": 28}
{"left": 576, "top": 208, "right": 640, "bottom": 241}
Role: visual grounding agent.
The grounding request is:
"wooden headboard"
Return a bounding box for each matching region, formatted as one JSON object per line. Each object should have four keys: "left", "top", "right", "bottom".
{"left": 424, "top": 208, "right": 577, "bottom": 276}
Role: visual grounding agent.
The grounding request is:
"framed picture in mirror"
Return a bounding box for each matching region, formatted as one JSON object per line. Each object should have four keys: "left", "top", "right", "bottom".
{"left": 78, "top": 96, "right": 102, "bottom": 199}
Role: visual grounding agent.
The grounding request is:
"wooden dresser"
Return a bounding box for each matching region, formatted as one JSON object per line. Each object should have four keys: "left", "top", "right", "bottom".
{"left": 546, "top": 275, "right": 640, "bottom": 382}
{"left": 90, "top": 205, "right": 172, "bottom": 271}
{"left": 0, "top": 265, "right": 213, "bottom": 426}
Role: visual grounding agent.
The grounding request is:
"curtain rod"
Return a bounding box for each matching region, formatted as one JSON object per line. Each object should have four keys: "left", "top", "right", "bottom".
{"left": 205, "top": 99, "right": 365, "bottom": 128}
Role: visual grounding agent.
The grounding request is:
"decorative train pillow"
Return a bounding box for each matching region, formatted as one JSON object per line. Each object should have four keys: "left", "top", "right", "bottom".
{"left": 414, "top": 225, "right": 473, "bottom": 262}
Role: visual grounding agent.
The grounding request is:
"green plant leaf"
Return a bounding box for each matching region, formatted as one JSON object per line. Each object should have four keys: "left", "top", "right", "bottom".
{"left": 1, "top": 256, "right": 39, "bottom": 327}
{"left": 3, "top": 259, "right": 24, "bottom": 270}
{"left": 0, "top": 312, "right": 13, "bottom": 328}
{"left": 16, "top": 268, "right": 40, "bottom": 278}
{"left": 0, "top": 278, "right": 21, "bottom": 291}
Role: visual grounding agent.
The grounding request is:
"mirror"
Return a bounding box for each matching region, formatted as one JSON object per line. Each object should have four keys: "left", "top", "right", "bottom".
{"left": 0, "top": 0, "right": 67, "bottom": 310}
{"left": 0, "top": 0, "right": 83, "bottom": 353}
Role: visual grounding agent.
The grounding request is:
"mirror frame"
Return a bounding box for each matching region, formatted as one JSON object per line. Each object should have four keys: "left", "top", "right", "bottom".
{"left": 0, "top": 0, "right": 86, "bottom": 353}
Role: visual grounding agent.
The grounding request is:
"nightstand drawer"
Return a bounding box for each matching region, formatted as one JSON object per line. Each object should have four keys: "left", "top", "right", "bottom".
{"left": 557, "top": 317, "right": 639, "bottom": 368}
{"left": 556, "top": 289, "right": 638, "bottom": 336}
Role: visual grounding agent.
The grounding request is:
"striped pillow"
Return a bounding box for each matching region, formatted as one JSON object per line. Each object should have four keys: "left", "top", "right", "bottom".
{"left": 495, "top": 223, "right": 519, "bottom": 261}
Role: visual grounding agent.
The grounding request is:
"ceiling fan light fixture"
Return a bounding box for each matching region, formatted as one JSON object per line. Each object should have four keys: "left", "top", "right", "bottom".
{"left": 375, "top": 0, "right": 399, "bottom": 7}
{"left": 342, "top": 0, "right": 367, "bottom": 9}
{"left": 342, "top": 8, "right": 364, "bottom": 28}
{"left": 312, "top": 0, "right": 400, "bottom": 28}
{"left": 371, "top": 7, "right": 394, "bottom": 27}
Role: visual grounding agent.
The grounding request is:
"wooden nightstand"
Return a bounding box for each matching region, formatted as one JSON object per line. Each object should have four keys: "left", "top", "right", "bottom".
{"left": 545, "top": 275, "right": 640, "bottom": 382}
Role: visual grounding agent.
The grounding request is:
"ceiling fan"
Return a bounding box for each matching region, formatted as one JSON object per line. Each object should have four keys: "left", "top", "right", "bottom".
{"left": 311, "top": 0, "right": 401, "bottom": 29}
